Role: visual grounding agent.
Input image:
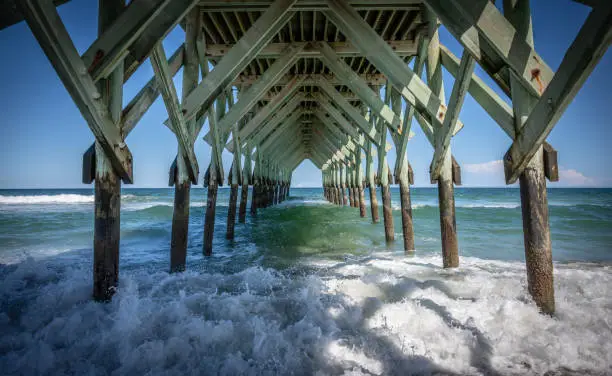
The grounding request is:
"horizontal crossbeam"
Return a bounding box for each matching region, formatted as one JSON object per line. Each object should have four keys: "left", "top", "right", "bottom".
{"left": 205, "top": 40, "right": 417, "bottom": 58}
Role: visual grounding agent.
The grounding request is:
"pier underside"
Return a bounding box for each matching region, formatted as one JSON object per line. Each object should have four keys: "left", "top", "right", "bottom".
{"left": 3, "top": 0, "right": 611, "bottom": 314}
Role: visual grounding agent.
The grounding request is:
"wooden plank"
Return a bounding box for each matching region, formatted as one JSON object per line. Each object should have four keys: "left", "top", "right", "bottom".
{"left": 504, "top": 4, "right": 612, "bottom": 183}
{"left": 439, "top": 44, "right": 515, "bottom": 138}
{"left": 1, "top": 0, "right": 69, "bottom": 30}
{"left": 315, "top": 42, "right": 401, "bottom": 132}
{"left": 202, "top": 43, "right": 304, "bottom": 140}
{"left": 323, "top": 0, "right": 453, "bottom": 130}
{"left": 424, "top": 0, "right": 554, "bottom": 98}
{"left": 430, "top": 51, "right": 475, "bottom": 180}
{"left": 243, "top": 93, "right": 306, "bottom": 145}
{"left": 178, "top": 0, "right": 297, "bottom": 123}
{"left": 205, "top": 40, "right": 417, "bottom": 58}
{"left": 232, "top": 72, "right": 387, "bottom": 86}
{"left": 19, "top": 0, "right": 133, "bottom": 183}
{"left": 232, "top": 76, "right": 305, "bottom": 150}
{"left": 316, "top": 76, "right": 380, "bottom": 144}
{"left": 314, "top": 94, "right": 361, "bottom": 141}
{"left": 122, "top": 44, "right": 184, "bottom": 135}
{"left": 81, "top": 0, "right": 174, "bottom": 82}
{"left": 258, "top": 111, "right": 304, "bottom": 152}
{"left": 395, "top": 35, "right": 427, "bottom": 176}
{"left": 198, "top": 0, "right": 422, "bottom": 11}
{"left": 150, "top": 44, "right": 199, "bottom": 184}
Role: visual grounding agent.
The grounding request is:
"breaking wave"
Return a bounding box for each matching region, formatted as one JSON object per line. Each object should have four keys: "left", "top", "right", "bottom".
{"left": 0, "top": 253, "right": 610, "bottom": 375}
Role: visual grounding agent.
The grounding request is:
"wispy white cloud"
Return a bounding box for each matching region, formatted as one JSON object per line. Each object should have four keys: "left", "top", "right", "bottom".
{"left": 463, "top": 160, "right": 503, "bottom": 174}
{"left": 558, "top": 168, "right": 596, "bottom": 186}
{"left": 463, "top": 159, "right": 606, "bottom": 187}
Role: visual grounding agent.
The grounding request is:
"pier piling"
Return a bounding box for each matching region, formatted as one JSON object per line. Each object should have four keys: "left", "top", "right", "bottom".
{"left": 93, "top": 0, "right": 125, "bottom": 301}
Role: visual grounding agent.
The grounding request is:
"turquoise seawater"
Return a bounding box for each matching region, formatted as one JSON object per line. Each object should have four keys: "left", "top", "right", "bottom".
{"left": 0, "top": 187, "right": 611, "bottom": 375}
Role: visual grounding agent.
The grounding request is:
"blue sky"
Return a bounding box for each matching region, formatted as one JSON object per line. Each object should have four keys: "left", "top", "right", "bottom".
{"left": 0, "top": 1, "right": 610, "bottom": 188}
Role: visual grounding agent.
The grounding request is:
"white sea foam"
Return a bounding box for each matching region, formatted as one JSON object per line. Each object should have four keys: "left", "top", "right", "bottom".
{"left": 1, "top": 253, "right": 610, "bottom": 375}
{"left": 0, "top": 194, "right": 94, "bottom": 205}
{"left": 0, "top": 194, "right": 140, "bottom": 205}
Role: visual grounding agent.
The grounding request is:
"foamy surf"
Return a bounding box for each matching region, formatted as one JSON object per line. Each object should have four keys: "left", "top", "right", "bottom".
{"left": 0, "top": 194, "right": 139, "bottom": 205}
{"left": 0, "top": 253, "right": 610, "bottom": 375}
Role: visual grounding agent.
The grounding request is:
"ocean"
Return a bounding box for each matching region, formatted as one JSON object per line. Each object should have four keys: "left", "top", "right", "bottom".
{"left": 0, "top": 187, "right": 611, "bottom": 375}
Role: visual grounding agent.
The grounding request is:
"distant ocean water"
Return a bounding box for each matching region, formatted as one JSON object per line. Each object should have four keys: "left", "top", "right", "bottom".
{"left": 0, "top": 187, "right": 611, "bottom": 375}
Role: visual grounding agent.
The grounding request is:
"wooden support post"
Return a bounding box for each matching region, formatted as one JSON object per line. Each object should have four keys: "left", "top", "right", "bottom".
{"left": 226, "top": 89, "right": 242, "bottom": 240}
{"left": 251, "top": 183, "right": 258, "bottom": 215}
{"left": 239, "top": 147, "right": 253, "bottom": 223}
{"left": 390, "top": 89, "right": 415, "bottom": 252}
{"left": 347, "top": 163, "right": 355, "bottom": 207}
{"left": 428, "top": 13, "right": 458, "bottom": 268}
{"left": 203, "top": 95, "right": 227, "bottom": 256}
{"left": 168, "top": 8, "right": 199, "bottom": 272}
{"left": 204, "top": 175, "right": 218, "bottom": 256}
{"left": 92, "top": 0, "right": 124, "bottom": 301}
{"left": 365, "top": 127, "right": 379, "bottom": 222}
{"left": 357, "top": 166, "right": 366, "bottom": 217}
{"left": 341, "top": 164, "right": 348, "bottom": 206}
{"left": 504, "top": 0, "right": 557, "bottom": 314}
{"left": 376, "top": 86, "right": 394, "bottom": 243}
{"left": 251, "top": 152, "right": 260, "bottom": 216}
{"left": 226, "top": 164, "right": 239, "bottom": 240}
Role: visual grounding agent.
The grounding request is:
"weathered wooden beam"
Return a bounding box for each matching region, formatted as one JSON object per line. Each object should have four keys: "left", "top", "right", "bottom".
{"left": 248, "top": 95, "right": 305, "bottom": 147}
{"left": 430, "top": 51, "right": 475, "bottom": 180}
{"left": 122, "top": 44, "right": 184, "bottom": 135}
{"left": 439, "top": 44, "right": 515, "bottom": 138}
{"left": 314, "top": 94, "right": 361, "bottom": 141}
{"left": 205, "top": 40, "right": 417, "bottom": 58}
{"left": 199, "top": 0, "right": 422, "bottom": 11}
{"left": 1, "top": 0, "right": 69, "bottom": 30}
{"left": 81, "top": 0, "right": 171, "bottom": 81}
{"left": 426, "top": 12, "right": 459, "bottom": 269}
{"left": 231, "top": 77, "right": 305, "bottom": 149}
{"left": 315, "top": 76, "right": 379, "bottom": 144}
{"left": 19, "top": 0, "right": 133, "bottom": 183}
{"left": 268, "top": 136, "right": 304, "bottom": 161}
{"left": 178, "top": 0, "right": 297, "bottom": 123}
{"left": 504, "top": 3, "right": 612, "bottom": 184}
{"left": 323, "top": 0, "right": 460, "bottom": 132}
{"left": 169, "top": 8, "right": 199, "bottom": 273}
{"left": 395, "top": 35, "right": 427, "bottom": 176}
{"left": 503, "top": 0, "right": 553, "bottom": 315}
{"left": 258, "top": 111, "right": 304, "bottom": 152}
{"left": 311, "top": 115, "right": 361, "bottom": 153}
{"left": 425, "top": 0, "right": 554, "bottom": 98}
{"left": 150, "top": 44, "right": 199, "bottom": 184}
{"left": 315, "top": 42, "right": 401, "bottom": 132}
{"left": 232, "top": 73, "right": 387, "bottom": 86}
{"left": 203, "top": 43, "right": 304, "bottom": 141}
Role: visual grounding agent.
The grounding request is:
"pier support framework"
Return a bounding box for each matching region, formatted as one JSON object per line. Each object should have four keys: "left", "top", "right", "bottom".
{"left": 11, "top": 0, "right": 612, "bottom": 313}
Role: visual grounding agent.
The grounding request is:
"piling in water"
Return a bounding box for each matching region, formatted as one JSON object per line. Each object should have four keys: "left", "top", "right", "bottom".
{"left": 381, "top": 184, "right": 394, "bottom": 243}
{"left": 519, "top": 147, "right": 555, "bottom": 314}
{"left": 226, "top": 184, "right": 239, "bottom": 240}
{"left": 203, "top": 181, "right": 218, "bottom": 256}
{"left": 93, "top": 168, "right": 120, "bottom": 301}
{"left": 399, "top": 178, "right": 415, "bottom": 252}
{"left": 170, "top": 179, "right": 190, "bottom": 272}
{"left": 358, "top": 187, "right": 366, "bottom": 217}
{"left": 239, "top": 183, "right": 248, "bottom": 223}
{"left": 369, "top": 185, "right": 379, "bottom": 223}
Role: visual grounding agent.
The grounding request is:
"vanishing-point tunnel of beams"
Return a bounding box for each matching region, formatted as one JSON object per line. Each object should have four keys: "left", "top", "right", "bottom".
{"left": 7, "top": 0, "right": 611, "bottom": 315}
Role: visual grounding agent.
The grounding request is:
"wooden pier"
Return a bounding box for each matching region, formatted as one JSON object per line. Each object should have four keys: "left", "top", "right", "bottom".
{"left": 3, "top": 0, "right": 611, "bottom": 314}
